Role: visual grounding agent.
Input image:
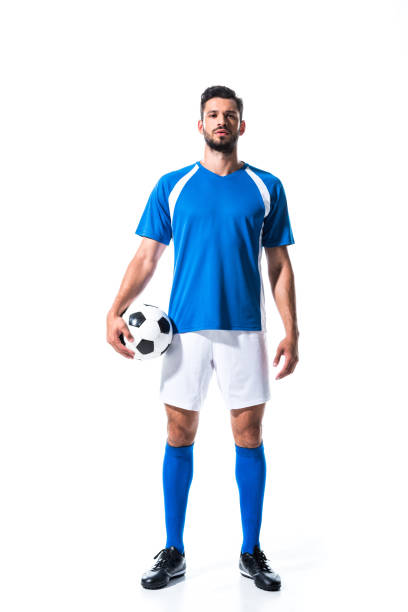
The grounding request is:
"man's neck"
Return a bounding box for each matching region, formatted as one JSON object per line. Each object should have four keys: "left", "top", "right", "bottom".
{"left": 200, "top": 152, "right": 243, "bottom": 176}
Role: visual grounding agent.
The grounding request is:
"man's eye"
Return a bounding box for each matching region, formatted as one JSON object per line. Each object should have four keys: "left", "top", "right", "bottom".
{"left": 208, "top": 113, "right": 235, "bottom": 118}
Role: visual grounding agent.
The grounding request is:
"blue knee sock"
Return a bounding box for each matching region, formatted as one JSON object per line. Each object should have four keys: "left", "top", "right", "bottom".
{"left": 162, "top": 441, "right": 194, "bottom": 555}
{"left": 235, "top": 441, "right": 267, "bottom": 554}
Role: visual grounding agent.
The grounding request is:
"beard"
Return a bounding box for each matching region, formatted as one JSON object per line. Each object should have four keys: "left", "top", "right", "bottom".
{"left": 203, "top": 128, "right": 239, "bottom": 153}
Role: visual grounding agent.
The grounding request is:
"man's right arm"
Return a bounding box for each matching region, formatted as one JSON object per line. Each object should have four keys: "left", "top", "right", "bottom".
{"left": 106, "top": 237, "right": 167, "bottom": 359}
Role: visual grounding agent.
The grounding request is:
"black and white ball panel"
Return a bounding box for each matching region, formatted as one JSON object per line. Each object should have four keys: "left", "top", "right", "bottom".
{"left": 121, "top": 302, "right": 173, "bottom": 360}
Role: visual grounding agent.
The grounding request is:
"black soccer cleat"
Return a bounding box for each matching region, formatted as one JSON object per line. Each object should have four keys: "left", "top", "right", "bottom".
{"left": 141, "top": 546, "right": 186, "bottom": 590}
{"left": 239, "top": 545, "right": 281, "bottom": 591}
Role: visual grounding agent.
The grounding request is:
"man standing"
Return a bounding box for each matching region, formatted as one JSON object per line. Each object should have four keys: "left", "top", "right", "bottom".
{"left": 106, "top": 85, "right": 299, "bottom": 591}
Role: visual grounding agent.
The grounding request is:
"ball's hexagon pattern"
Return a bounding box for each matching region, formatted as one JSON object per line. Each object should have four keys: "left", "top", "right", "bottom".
{"left": 140, "top": 320, "right": 161, "bottom": 341}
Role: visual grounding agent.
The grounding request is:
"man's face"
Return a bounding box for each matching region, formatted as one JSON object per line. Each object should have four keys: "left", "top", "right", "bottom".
{"left": 199, "top": 97, "right": 245, "bottom": 153}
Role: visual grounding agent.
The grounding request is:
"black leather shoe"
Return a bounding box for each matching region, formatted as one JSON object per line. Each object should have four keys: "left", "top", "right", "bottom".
{"left": 141, "top": 546, "right": 186, "bottom": 590}
{"left": 239, "top": 545, "right": 281, "bottom": 591}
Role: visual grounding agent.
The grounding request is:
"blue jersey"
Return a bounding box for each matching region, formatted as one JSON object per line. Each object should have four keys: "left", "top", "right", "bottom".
{"left": 135, "top": 160, "right": 295, "bottom": 335}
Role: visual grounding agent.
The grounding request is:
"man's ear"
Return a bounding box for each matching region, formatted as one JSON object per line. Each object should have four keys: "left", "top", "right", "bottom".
{"left": 197, "top": 119, "right": 203, "bottom": 134}
{"left": 239, "top": 119, "right": 246, "bottom": 135}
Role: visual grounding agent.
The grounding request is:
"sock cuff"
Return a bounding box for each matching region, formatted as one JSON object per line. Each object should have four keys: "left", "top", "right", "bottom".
{"left": 165, "top": 440, "right": 195, "bottom": 457}
{"left": 235, "top": 440, "right": 264, "bottom": 455}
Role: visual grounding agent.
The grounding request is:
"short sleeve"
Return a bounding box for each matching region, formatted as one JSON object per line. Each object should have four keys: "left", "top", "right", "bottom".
{"left": 135, "top": 177, "right": 172, "bottom": 245}
{"left": 262, "top": 179, "right": 295, "bottom": 247}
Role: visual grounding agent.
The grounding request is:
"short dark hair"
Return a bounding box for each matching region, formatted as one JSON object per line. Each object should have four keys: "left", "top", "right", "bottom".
{"left": 200, "top": 85, "right": 243, "bottom": 122}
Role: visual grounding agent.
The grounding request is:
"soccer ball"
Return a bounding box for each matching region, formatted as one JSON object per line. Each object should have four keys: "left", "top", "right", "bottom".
{"left": 120, "top": 302, "right": 173, "bottom": 360}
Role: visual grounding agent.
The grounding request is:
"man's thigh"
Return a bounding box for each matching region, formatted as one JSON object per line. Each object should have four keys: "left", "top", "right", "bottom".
{"left": 160, "top": 332, "right": 213, "bottom": 412}
{"left": 212, "top": 331, "right": 271, "bottom": 410}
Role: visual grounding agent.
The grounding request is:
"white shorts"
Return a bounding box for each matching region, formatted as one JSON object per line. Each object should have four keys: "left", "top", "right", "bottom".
{"left": 159, "top": 330, "right": 271, "bottom": 411}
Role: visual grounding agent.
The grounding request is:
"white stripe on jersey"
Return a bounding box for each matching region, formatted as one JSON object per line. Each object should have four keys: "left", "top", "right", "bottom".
{"left": 168, "top": 163, "right": 199, "bottom": 222}
{"left": 244, "top": 166, "right": 271, "bottom": 217}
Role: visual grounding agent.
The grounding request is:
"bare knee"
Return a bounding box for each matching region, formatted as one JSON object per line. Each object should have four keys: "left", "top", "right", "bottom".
{"left": 168, "top": 424, "right": 197, "bottom": 446}
{"left": 230, "top": 405, "right": 264, "bottom": 448}
{"left": 233, "top": 424, "right": 263, "bottom": 448}
{"left": 165, "top": 403, "right": 199, "bottom": 446}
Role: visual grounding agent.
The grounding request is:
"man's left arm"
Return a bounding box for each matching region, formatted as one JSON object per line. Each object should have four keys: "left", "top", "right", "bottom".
{"left": 264, "top": 245, "right": 299, "bottom": 380}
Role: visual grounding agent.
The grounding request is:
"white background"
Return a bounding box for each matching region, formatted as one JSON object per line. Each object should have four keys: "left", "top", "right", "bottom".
{"left": 1, "top": 1, "right": 407, "bottom": 610}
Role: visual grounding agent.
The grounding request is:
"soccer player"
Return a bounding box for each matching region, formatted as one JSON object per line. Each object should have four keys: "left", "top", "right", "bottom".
{"left": 106, "top": 85, "right": 299, "bottom": 591}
